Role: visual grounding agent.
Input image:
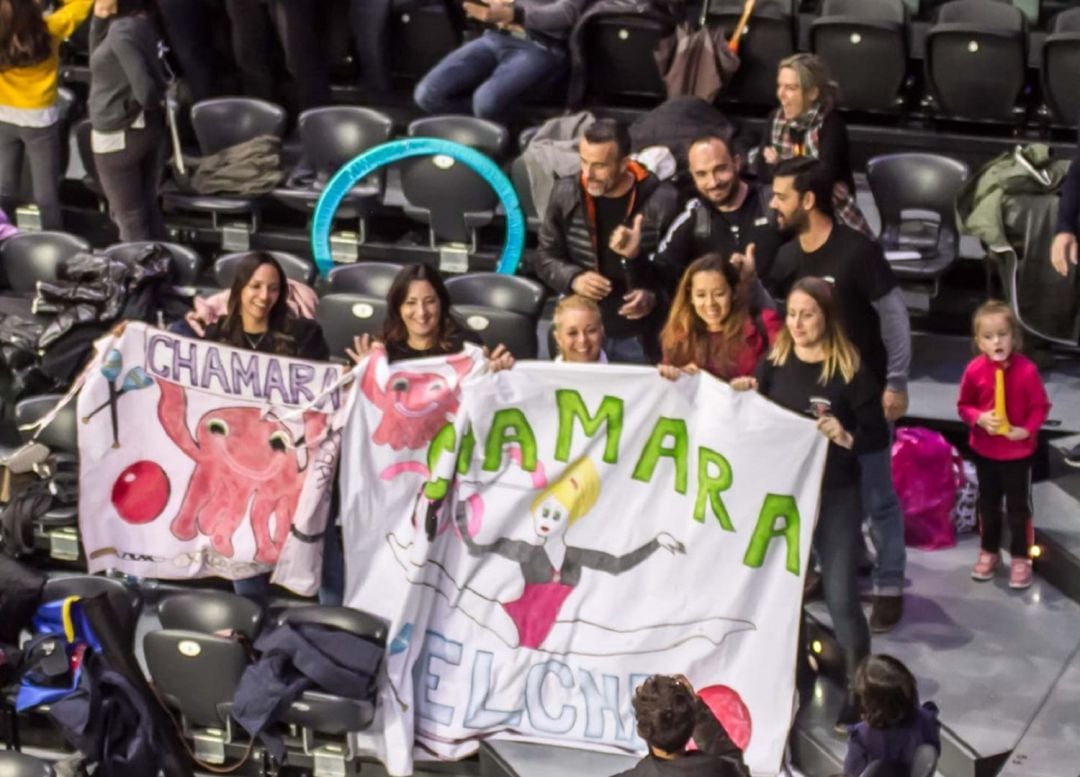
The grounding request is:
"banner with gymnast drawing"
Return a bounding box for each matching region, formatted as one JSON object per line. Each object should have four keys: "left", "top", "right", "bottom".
{"left": 76, "top": 323, "right": 349, "bottom": 595}
{"left": 340, "top": 357, "right": 829, "bottom": 777}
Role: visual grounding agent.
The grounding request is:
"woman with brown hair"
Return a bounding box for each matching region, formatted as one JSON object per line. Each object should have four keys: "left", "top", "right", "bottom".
{"left": 0, "top": 0, "right": 93, "bottom": 230}
{"left": 733, "top": 276, "right": 887, "bottom": 732}
{"left": 658, "top": 253, "right": 780, "bottom": 381}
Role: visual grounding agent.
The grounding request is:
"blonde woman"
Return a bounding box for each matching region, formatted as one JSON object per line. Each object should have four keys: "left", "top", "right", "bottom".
{"left": 386, "top": 457, "right": 757, "bottom": 656}
{"left": 754, "top": 52, "right": 871, "bottom": 237}
{"left": 733, "top": 277, "right": 886, "bottom": 732}
{"left": 551, "top": 294, "right": 606, "bottom": 364}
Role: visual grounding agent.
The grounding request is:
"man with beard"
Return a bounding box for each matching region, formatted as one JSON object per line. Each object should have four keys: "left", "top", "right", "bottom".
{"left": 770, "top": 157, "right": 911, "bottom": 633}
{"left": 535, "top": 119, "right": 679, "bottom": 363}
{"left": 649, "top": 135, "right": 785, "bottom": 297}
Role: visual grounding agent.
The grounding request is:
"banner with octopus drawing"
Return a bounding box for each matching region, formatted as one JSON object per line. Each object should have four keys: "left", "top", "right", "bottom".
{"left": 77, "top": 323, "right": 348, "bottom": 595}
{"left": 340, "top": 356, "right": 828, "bottom": 777}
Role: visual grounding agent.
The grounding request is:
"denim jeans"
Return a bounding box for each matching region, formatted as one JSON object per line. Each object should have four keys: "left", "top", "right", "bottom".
{"left": 858, "top": 444, "right": 907, "bottom": 596}
{"left": 815, "top": 484, "right": 872, "bottom": 687}
{"left": 414, "top": 31, "right": 566, "bottom": 121}
{"left": 0, "top": 121, "right": 63, "bottom": 230}
{"left": 603, "top": 334, "right": 649, "bottom": 365}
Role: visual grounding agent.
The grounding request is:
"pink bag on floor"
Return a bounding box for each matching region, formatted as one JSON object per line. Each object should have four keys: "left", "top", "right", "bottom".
{"left": 891, "top": 427, "right": 960, "bottom": 550}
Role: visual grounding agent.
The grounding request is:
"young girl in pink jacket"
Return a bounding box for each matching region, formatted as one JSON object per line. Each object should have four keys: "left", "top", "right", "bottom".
{"left": 957, "top": 300, "right": 1050, "bottom": 589}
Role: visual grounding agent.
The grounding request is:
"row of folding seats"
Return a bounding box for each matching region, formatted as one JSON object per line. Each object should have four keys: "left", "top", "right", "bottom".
{"left": 589, "top": 0, "right": 1080, "bottom": 126}
{"left": 2, "top": 576, "right": 386, "bottom": 776}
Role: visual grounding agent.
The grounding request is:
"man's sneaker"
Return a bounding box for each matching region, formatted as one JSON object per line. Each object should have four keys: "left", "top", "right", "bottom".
{"left": 971, "top": 551, "right": 1000, "bottom": 581}
{"left": 870, "top": 595, "right": 903, "bottom": 633}
{"left": 1009, "top": 558, "right": 1034, "bottom": 589}
{"left": 1064, "top": 442, "right": 1080, "bottom": 469}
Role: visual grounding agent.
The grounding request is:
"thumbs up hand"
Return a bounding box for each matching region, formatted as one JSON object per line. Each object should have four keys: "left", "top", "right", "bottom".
{"left": 609, "top": 213, "right": 645, "bottom": 260}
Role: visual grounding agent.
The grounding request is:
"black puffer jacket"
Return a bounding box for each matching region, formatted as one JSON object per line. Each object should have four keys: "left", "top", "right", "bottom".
{"left": 534, "top": 161, "right": 681, "bottom": 295}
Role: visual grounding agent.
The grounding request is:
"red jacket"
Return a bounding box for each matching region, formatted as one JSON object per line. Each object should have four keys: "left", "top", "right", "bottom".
{"left": 957, "top": 353, "right": 1050, "bottom": 460}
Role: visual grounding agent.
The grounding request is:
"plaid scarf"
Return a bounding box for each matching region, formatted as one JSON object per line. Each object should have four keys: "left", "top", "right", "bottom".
{"left": 769, "top": 105, "right": 874, "bottom": 238}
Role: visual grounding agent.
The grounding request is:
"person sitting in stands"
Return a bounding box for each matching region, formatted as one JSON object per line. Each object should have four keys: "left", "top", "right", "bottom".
{"left": 613, "top": 674, "right": 749, "bottom": 777}
{"left": 551, "top": 294, "right": 606, "bottom": 363}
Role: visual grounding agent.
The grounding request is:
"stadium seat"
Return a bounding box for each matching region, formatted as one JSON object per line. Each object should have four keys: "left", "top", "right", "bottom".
{"left": 583, "top": 13, "right": 673, "bottom": 102}
{"left": 444, "top": 272, "right": 547, "bottom": 318}
{"left": 0, "top": 751, "right": 53, "bottom": 777}
{"left": 924, "top": 0, "right": 1027, "bottom": 123}
{"left": 709, "top": 0, "right": 798, "bottom": 107}
{"left": 158, "top": 591, "right": 264, "bottom": 640}
{"left": 317, "top": 293, "right": 388, "bottom": 358}
{"left": 273, "top": 606, "right": 386, "bottom": 769}
{"left": 509, "top": 156, "right": 542, "bottom": 233}
{"left": 103, "top": 241, "right": 205, "bottom": 287}
{"left": 162, "top": 98, "right": 289, "bottom": 248}
{"left": 143, "top": 628, "right": 252, "bottom": 760}
{"left": 810, "top": 0, "right": 909, "bottom": 113}
{"left": 215, "top": 251, "right": 316, "bottom": 288}
{"left": 41, "top": 576, "right": 143, "bottom": 651}
{"left": 0, "top": 231, "right": 91, "bottom": 294}
{"left": 389, "top": 0, "right": 463, "bottom": 82}
{"left": 272, "top": 106, "right": 394, "bottom": 244}
{"left": 453, "top": 305, "right": 539, "bottom": 359}
{"left": 401, "top": 116, "right": 510, "bottom": 250}
{"left": 328, "top": 261, "right": 403, "bottom": 296}
{"left": 1041, "top": 8, "right": 1080, "bottom": 127}
{"left": 866, "top": 152, "right": 970, "bottom": 300}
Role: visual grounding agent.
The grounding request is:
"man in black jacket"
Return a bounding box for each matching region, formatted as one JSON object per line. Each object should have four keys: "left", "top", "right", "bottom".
{"left": 613, "top": 675, "right": 749, "bottom": 777}
{"left": 535, "top": 119, "right": 680, "bottom": 363}
{"left": 649, "top": 135, "right": 785, "bottom": 297}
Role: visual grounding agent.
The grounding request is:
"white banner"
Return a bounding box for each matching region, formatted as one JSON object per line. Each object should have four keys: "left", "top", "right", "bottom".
{"left": 341, "top": 356, "right": 828, "bottom": 776}
{"left": 77, "top": 323, "right": 349, "bottom": 595}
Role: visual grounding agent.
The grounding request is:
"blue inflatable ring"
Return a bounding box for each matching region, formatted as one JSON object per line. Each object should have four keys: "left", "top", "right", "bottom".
{"left": 311, "top": 137, "right": 526, "bottom": 278}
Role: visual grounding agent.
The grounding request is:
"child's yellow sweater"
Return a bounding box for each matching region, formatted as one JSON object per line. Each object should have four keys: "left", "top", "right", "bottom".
{"left": 0, "top": 0, "right": 93, "bottom": 111}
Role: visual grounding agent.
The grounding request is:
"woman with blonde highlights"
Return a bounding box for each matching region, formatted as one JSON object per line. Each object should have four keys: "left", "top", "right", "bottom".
{"left": 733, "top": 276, "right": 887, "bottom": 732}
{"left": 659, "top": 253, "right": 780, "bottom": 381}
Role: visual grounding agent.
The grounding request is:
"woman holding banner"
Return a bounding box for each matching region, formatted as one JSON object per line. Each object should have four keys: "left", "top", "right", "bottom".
{"left": 347, "top": 263, "right": 514, "bottom": 369}
{"left": 732, "top": 277, "right": 885, "bottom": 732}
{"left": 658, "top": 253, "right": 781, "bottom": 382}
{"left": 197, "top": 251, "right": 330, "bottom": 605}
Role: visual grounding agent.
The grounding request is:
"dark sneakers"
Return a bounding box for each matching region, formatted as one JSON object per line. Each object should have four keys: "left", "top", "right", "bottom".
{"left": 1064, "top": 442, "right": 1080, "bottom": 469}
{"left": 869, "top": 595, "right": 903, "bottom": 633}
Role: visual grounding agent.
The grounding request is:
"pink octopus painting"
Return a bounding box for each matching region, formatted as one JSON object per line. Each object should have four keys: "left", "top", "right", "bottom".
{"left": 157, "top": 380, "right": 327, "bottom": 564}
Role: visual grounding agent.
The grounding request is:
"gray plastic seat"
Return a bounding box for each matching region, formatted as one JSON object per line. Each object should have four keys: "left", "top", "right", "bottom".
{"left": 709, "top": 0, "right": 798, "bottom": 107}
{"left": 158, "top": 590, "right": 263, "bottom": 640}
{"left": 214, "top": 251, "right": 316, "bottom": 287}
{"left": 0, "top": 231, "right": 91, "bottom": 294}
{"left": 0, "top": 751, "right": 53, "bottom": 777}
{"left": 401, "top": 116, "right": 509, "bottom": 246}
{"left": 316, "top": 293, "right": 388, "bottom": 358}
{"left": 584, "top": 13, "right": 673, "bottom": 101}
{"left": 811, "top": 0, "right": 908, "bottom": 112}
{"left": 144, "top": 629, "right": 249, "bottom": 730}
{"left": 15, "top": 394, "right": 79, "bottom": 530}
{"left": 444, "top": 272, "right": 547, "bottom": 318}
{"left": 327, "top": 261, "right": 403, "bottom": 296}
{"left": 162, "top": 97, "right": 288, "bottom": 224}
{"left": 453, "top": 305, "right": 538, "bottom": 359}
{"left": 925, "top": 0, "right": 1027, "bottom": 122}
{"left": 273, "top": 106, "right": 394, "bottom": 230}
{"left": 103, "top": 241, "right": 205, "bottom": 286}
{"left": 866, "top": 152, "right": 969, "bottom": 294}
{"left": 1041, "top": 8, "right": 1080, "bottom": 127}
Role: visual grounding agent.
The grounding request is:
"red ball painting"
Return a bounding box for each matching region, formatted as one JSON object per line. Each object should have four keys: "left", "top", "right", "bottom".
{"left": 111, "top": 461, "right": 170, "bottom": 524}
{"left": 693, "top": 685, "right": 753, "bottom": 752}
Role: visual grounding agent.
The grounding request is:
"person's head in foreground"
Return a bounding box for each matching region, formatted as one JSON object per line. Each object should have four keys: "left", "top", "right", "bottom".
{"left": 769, "top": 157, "right": 833, "bottom": 237}
{"left": 772, "top": 276, "right": 859, "bottom": 384}
{"left": 383, "top": 263, "right": 461, "bottom": 351}
{"left": 552, "top": 295, "right": 605, "bottom": 363}
{"left": 854, "top": 654, "right": 919, "bottom": 729}
{"left": 633, "top": 675, "right": 698, "bottom": 757}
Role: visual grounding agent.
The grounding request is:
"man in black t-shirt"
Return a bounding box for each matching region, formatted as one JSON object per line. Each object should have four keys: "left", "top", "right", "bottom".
{"left": 535, "top": 119, "right": 680, "bottom": 363}
{"left": 769, "top": 158, "right": 911, "bottom": 633}
{"left": 650, "top": 135, "right": 786, "bottom": 297}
